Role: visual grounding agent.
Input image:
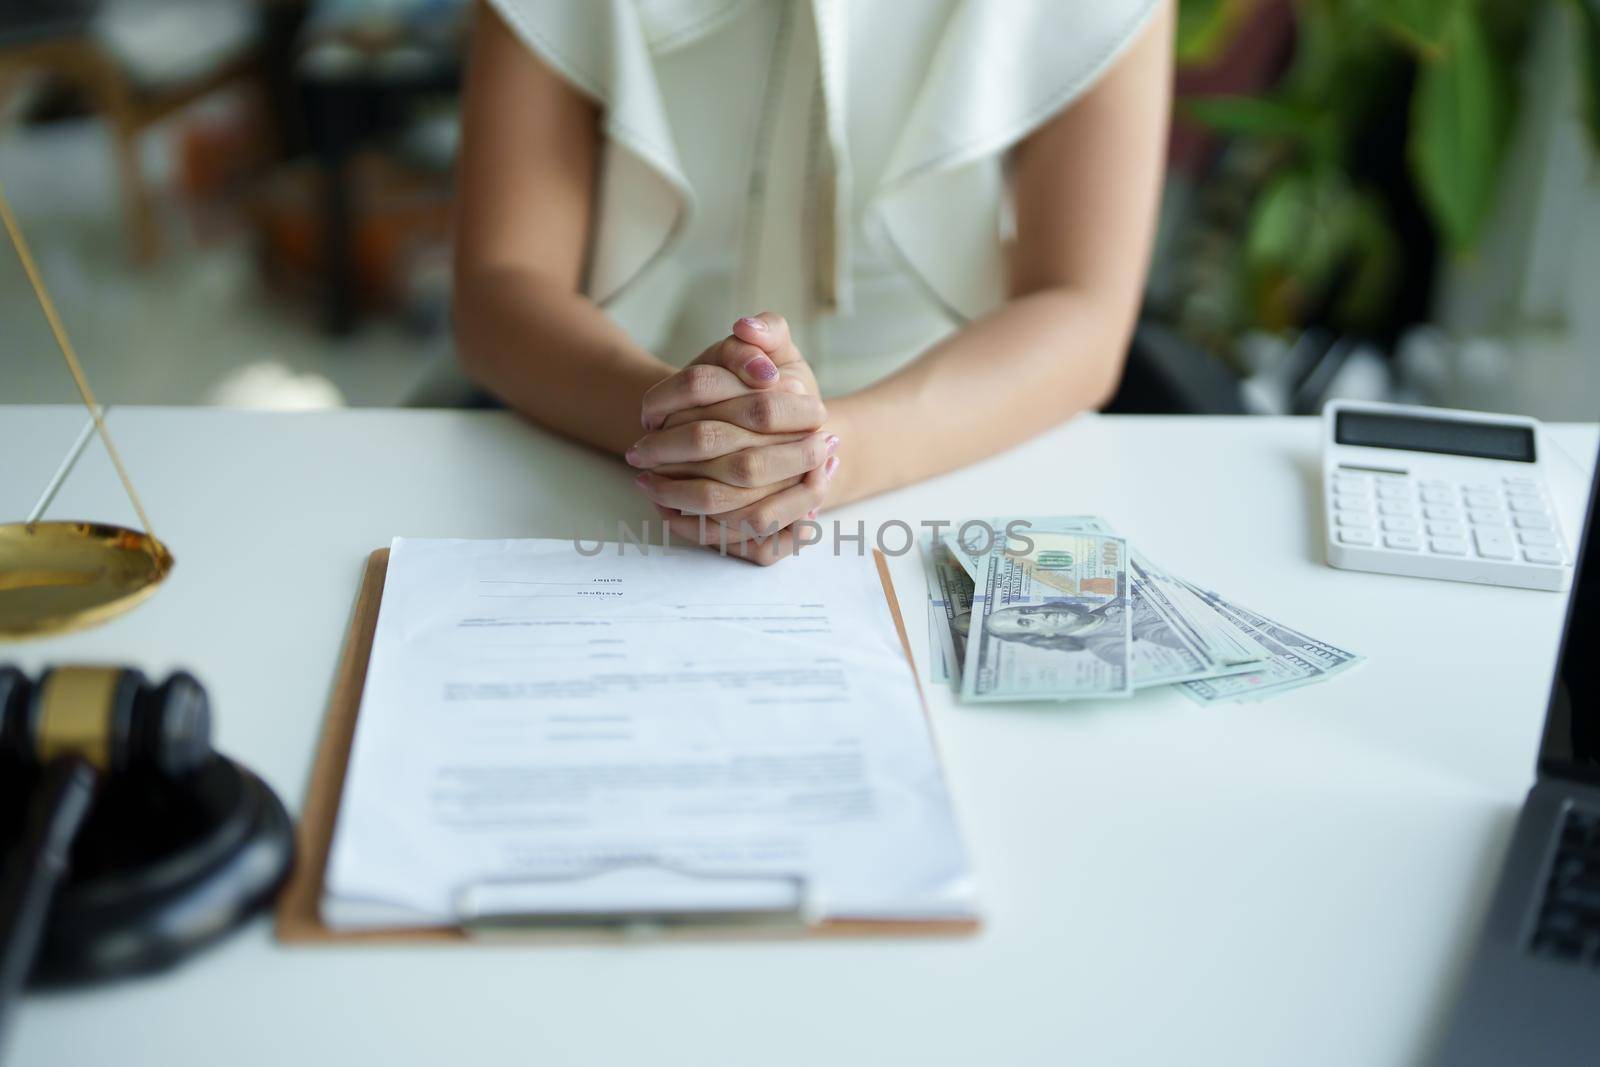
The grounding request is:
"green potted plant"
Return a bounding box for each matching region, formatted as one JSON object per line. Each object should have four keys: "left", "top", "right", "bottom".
{"left": 1170, "top": 0, "right": 1600, "bottom": 353}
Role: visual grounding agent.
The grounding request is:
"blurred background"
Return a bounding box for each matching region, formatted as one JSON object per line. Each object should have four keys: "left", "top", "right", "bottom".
{"left": 1, "top": 0, "right": 1596, "bottom": 417}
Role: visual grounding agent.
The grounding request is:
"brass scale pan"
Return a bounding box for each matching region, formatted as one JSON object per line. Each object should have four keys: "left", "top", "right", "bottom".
{"left": 0, "top": 182, "right": 173, "bottom": 639}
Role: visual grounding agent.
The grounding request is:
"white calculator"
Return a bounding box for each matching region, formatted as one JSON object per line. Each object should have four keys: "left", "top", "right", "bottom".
{"left": 1323, "top": 400, "right": 1572, "bottom": 592}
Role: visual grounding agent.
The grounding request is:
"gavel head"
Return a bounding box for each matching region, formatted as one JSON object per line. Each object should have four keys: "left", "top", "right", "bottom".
{"left": 0, "top": 666, "right": 212, "bottom": 779}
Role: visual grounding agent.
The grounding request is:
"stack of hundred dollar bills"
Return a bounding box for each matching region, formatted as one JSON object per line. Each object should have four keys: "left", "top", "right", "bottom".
{"left": 921, "top": 516, "right": 1363, "bottom": 704}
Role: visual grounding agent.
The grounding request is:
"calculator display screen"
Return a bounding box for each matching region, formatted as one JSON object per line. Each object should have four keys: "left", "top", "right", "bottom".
{"left": 1335, "top": 411, "right": 1535, "bottom": 463}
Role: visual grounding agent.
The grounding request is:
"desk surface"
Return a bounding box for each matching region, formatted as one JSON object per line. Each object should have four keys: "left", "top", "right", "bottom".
{"left": 3, "top": 407, "right": 1596, "bottom": 1067}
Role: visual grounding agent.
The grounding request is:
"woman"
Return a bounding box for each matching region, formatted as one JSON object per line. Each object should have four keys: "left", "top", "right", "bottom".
{"left": 453, "top": 0, "right": 1173, "bottom": 563}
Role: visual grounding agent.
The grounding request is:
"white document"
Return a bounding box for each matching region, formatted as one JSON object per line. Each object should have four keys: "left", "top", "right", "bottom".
{"left": 323, "top": 538, "right": 975, "bottom": 929}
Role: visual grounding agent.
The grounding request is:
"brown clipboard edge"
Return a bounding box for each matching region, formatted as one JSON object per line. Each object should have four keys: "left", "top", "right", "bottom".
{"left": 275, "top": 547, "right": 979, "bottom": 945}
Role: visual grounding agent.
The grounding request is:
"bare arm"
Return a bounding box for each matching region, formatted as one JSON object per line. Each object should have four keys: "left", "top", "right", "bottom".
{"left": 452, "top": 2, "right": 674, "bottom": 455}
{"left": 824, "top": 1, "right": 1174, "bottom": 505}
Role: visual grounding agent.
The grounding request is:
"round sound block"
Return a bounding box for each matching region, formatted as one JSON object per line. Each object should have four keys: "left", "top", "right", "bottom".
{"left": 28, "top": 756, "right": 293, "bottom": 986}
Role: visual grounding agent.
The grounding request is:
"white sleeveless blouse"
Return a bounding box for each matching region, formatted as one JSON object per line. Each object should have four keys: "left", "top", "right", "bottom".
{"left": 486, "top": 0, "right": 1160, "bottom": 396}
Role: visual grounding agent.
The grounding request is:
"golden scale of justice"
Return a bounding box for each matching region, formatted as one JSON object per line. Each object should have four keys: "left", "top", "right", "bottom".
{"left": 0, "top": 180, "right": 174, "bottom": 639}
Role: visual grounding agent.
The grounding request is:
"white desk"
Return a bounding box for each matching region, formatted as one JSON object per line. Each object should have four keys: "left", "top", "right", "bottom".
{"left": 3, "top": 407, "right": 1595, "bottom": 1067}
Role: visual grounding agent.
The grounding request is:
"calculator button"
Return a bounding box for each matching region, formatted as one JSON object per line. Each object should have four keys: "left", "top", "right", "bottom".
{"left": 1474, "top": 529, "right": 1515, "bottom": 560}
{"left": 1427, "top": 521, "right": 1465, "bottom": 538}
{"left": 1463, "top": 480, "right": 1496, "bottom": 493}
{"left": 1519, "top": 530, "right": 1559, "bottom": 547}
{"left": 1382, "top": 517, "right": 1419, "bottom": 533}
{"left": 1384, "top": 532, "right": 1421, "bottom": 551}
{"left": 1464, "top": 491, "right": 1499, "bottom": 509}
{"left": 1377, "top": 485, "right": 1410, "bottom": 501}
{"left": 1522, "top": 546, "right": 1564, "bottom": 565}
{"left": 1514, "top": 514, "right": 1553, "bottom": 530}
{"left": 1507, "top": 496, "right": 1545, "bottom": 513}
{"left": 1468, "top": 509, "right": 1506, "bottom": 526}
{"left": 1420, "top": 478, "right": 1450, "bottom": 490}
{"left": 1424, "top": 505, "right": 1461, "bottom": 521}
{"left": 1334, "top": 494, "right": 1370, "bottom": 512}
{"left": 1420, "top": 488, "right": 1454, "bottom": 504}
{"left": 1337, "top": 528, "right": 1377, "bottom": 547}
{"left": 1379, "top": 501, "right": 1415, "bottom": 517}
{"left": 1504, "top": 475, "right": 1539, "bottom": 489}
{"left": 1430, "top": 538, "right": 1469, "bottom": 556}
{"left": 1336, "top": 511, "right": 1374, "bottom": 527}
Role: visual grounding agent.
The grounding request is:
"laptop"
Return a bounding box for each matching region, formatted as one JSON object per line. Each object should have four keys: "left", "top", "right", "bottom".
{"left": 1436, "top": 445, "right": 1600, "bottom": 1066}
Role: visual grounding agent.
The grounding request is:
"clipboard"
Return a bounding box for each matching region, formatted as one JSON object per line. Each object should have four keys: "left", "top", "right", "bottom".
{"left": 275, "top": 547, "right": 978, "bottom": 945}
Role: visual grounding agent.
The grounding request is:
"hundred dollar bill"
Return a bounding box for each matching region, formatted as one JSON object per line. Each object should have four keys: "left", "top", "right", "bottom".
{"left": 1008, "top": 523, "right": 1256, "bottom": 687}
{"left": 927, "top": 607, "right": 950, "bottom": 683}
{"left": 920, "top": 533, "right": 973, "bottom": 686}
{"left": 961, "top": 529, "right": 1133, "bottom": 702}
{"left": 920, "top": 534, "right": 948, "bottom": 684}
{"left": 1177, "top": 584, "right": 1363, "bottom": 704}
{"left": 941, "top": 516, "right": 1110, "bottom": 581}
{"left": 1129, "top": 552, "right": 1271, "bottom": 668}
{"left": 946, "top": 516, "right": 1262, "bottom": 689}
{"left": 1127, "top": 556, "right": 1261, "bottom": 688}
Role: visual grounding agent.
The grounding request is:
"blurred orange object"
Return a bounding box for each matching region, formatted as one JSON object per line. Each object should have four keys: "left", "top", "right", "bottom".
{"left": 177, "top": 98, "right": 268, "bottom": 201}
{"left": 251, "top": 153, "right": 448, "bottom": 314}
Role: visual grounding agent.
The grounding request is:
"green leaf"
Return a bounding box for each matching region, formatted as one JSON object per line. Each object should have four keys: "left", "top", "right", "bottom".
{"left": 1181, "top": 95, "right": 1316, "bottom": 140}
{"left": 1246, "top": 170, "right": 1357, "bottom": 295}
{"left": 1177, "top": 0, "right": 1256, "bottom": 66}
{"left": 1409, "top": 5, "right": 1508, "bottom": 253}
{"left": 1373, "top": 0, "right": 1456, "bottom": 53}
{"left": 1574, "top": 0, "right": 1600, "bottom": 155}
{"left": 1246, "top": 173, "right": 1311, "bottom": 270}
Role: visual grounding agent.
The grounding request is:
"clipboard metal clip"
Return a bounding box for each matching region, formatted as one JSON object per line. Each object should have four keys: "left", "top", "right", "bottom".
{"left": 453, "top": 860, "right": 815, "bottom": 939}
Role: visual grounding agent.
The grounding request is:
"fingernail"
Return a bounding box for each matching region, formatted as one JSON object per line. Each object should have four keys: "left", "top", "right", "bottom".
{"left": 743, "top": 354, "right": 779, "bottom": 382}
{"left": 806, "top": 507, "right": 819, "bottom": 520}
{"left": 824, "top": 456, "right": 839, "bottom": 478}
{"left": 737, "top": 316, "right": 767, "bottom": 332}
{"left": 824, "top": 434, "right": 840, "bottom": 456}
{"left": 625, "top": 447, "right": 642, "bottom": 467}
{"left": 641, "top": 412, "right": 660, "bottom": 431}
{"left": 634, "top": 473, "right": 650, "bottom": 489}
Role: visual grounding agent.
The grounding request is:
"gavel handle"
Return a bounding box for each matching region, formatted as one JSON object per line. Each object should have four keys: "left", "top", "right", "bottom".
{"left": 0, "top": 757, "right": 98, "bottom": 1053}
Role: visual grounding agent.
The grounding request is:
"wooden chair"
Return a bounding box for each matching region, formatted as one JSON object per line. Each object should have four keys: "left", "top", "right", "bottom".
{"left": 0, "top": 1, "right": 261, "bottom": 262}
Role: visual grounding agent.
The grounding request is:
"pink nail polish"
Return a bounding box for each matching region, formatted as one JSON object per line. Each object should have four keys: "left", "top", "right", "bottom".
{"left": 824, "top": 434, "right": 840, "bottom": 456}
{"left": 634, "top": 473, "right": 650, "bottom": 488}
{"left": 806, "top": 507, "right": 819, "bottom": 520}
{"left": 737, "top": 316, "right": 768, "bottom": 332}
{"left": 824, "top": 456, "right": 839, "bottom": 478}
{"left": 625, "top": 448, "right": 642, "bottom": 466}
{"left": 743, "top": 355, "right": 779, "bottom": 382}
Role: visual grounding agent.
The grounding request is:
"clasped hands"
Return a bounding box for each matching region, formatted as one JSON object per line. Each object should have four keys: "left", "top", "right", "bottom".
{"left": 627, "top": 313, "right": 838, "bottom": 565}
